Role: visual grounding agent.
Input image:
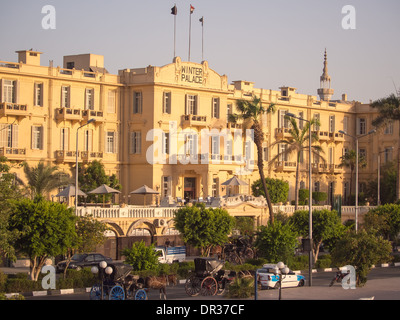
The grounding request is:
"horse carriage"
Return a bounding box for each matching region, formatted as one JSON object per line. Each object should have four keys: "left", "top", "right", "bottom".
{"left": 213, "top": 236, "right": 256, "bottom": 265}
{"left": 89, "top": 262, "right": 148, "bottom": 300}
{"left": 185, "top": 258, "right": 236, "bottom": 296}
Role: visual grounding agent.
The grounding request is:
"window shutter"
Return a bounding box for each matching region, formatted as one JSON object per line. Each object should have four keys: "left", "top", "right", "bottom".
{"left": 130, "top": 132, "right": 134, "bottom": 154}
{"left": 14, "top": 81, "right": 20, "bottom": 104}
{"left": 356, "top": 118, "right": 360, "bottom": 135}
{"left": 31, "top": 126, "right": 35, "bottom": 149}
{"left": 114, "top": 132, "right": 118, "bottom": 154}
{"left": 137, "top": 132, "right": 141, "bottom": 153}
{"left": 39, "top": 126, "right": 43, "bottom": 150}
{"left": 0, "top": 79, "right": 4, "bottom": 103}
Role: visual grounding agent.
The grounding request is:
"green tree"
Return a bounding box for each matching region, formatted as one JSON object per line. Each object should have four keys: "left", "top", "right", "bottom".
{"left": 338, "top": 150, "right": 366, "bottom": 204}
{"left": 62, "top": 215, "right": 108, "bottom": 279}
{"left": 365, "top": 161, "right": 397, "bottom": 205}
{"left": 290, "top": 209, "right": 346, "bottom": 262}
{"left": 255, "top": 221, "right": 299, "bottom": 264}
{"left": 0, "top": 156, "right": 23, "bottom": 263}
{"left": 363, "top": 204, "right": 400, "bottom": 241}
{"left": 7, "top": 197, "right": 77, "bottom": 281}
{"left": 122, "top": 241, "right": 159, "bottom": 271}
{"left": 371, "top": 94, "right": 400, "bottom": 128}
{"left": 173, "top": 203, "right": 235, "bottom": 256}
{"left": 251, "top": 178, "right": 289, "bottom": 204}
{"left": 234, "top": 217, "right": 255, "bottom": 237}
{"left": 78, "top": 160, "right": 122, "bottom": 203}
{"left": 331, "top": 230, "right": 392, "bottom": 286}
{"left": 228, "top": 95, "right": 276, "bottom": 223}
{"left": 22, "top": 161, "right": 71, "bottom": 199}
{"left": 270, "top": 116, "right": 323, "bottom": 209}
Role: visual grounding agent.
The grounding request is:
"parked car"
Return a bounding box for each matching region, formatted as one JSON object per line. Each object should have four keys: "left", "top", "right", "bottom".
{"left": 257, "top": 264, "right": 305, "bottom": 289}
{"left": 56, "top": 253, "right": 112, "bottom": 273}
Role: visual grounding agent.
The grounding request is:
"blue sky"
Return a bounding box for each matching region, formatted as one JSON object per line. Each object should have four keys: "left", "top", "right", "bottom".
{"left": 0, "top": 0, "right": 399, "bottom": 103}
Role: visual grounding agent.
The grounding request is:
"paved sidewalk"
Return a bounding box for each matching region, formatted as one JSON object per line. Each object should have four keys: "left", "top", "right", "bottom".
{"left": 256, "top": 277, "right": 400, "bottom": 300}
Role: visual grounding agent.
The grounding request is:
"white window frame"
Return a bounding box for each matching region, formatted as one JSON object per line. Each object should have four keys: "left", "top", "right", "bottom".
{"left": 212, "top": 97, "right": 220, "bottom": 118}
{"left": 0, "top": 124, "right": 18, "bottom": 148}
{"left": 31, "top": 126, "right": 43, "bottom": 150}
{"left": 106, "top": 131, "right": 117, "bottom": 154}
{"left": 2, "top": 80, "right": 18, "bottom": 103}
{"left": 61, "top": 86, "right": 70, "bottom": 108}
{"left": 34, "top": 83, "right": 43, "bottom": 107}
{"left": 85, "top": 88, "right": 94, "bottom": 110}
{"left": 185, "top": 94, "right": 197, "bottom": 115}
{"left": 163, "top": 92, "right": 171, "bottom": 114}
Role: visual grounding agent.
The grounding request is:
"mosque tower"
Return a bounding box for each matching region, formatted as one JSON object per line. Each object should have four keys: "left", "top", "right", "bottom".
{"left": 317, "top": 49, "right": 334, "bottom": 101}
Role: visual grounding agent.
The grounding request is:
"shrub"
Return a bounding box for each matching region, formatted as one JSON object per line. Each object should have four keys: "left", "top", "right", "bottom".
{"left": 122, "top": 240, "right": 159, "bottom": 271}
{"left": 312, "top": 192, "right": 327, "bottom": 204}
{"left": 287, "top": 255, "right": 309, "bottom": 271}
{"left": 5, "top": 278, "right": 41, "bottom": 293}
{"left": 176, "top": 261, "right": 195, "bottom": 279}
{"left": 227, "top": 276, "right": 254, "bottom": 299}
{"left": 315, "top": 255, "right": 332, "bottom": 269}
{"left": 0, "top": 271, "right": 7, "bottom": 292}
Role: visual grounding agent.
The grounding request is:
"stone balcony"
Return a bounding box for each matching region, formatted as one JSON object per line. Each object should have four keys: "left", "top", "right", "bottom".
{"left": 55, "top": 108, "right": 82, "bottom": 122}
{"left": 0, "top": 103, "right": 29, "bottom": 118}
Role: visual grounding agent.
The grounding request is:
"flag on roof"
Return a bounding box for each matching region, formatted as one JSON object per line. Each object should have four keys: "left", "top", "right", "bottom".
{"left": 171, "top": 5, "right": 177, "bottom": 15}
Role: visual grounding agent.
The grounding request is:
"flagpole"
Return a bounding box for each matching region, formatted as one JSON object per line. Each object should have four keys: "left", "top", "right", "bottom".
{"left": 171, "top": 4, "right": 177, "bottom": 59}
{"left": 188, "top": 5, "right": 192, "bottom": 61}
{"left": 174, "top": 7, "right": 176, "bottom": 58}
{"left": 201, "top": 17, "right": 204, "bottom": 61}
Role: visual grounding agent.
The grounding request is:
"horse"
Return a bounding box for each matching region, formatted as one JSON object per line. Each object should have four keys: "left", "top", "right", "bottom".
{"left": 144, "top": 276, "right": 168, "bottom": 300}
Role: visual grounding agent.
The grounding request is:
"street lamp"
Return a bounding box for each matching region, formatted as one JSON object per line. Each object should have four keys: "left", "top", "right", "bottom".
{"left": 339, "top": 129, "right": 376, "bottom": 232}
{"left": 274, "top": 261, "right": 290, "bottom": 300}
{"left": 75, "top": 119, "right": 96, "bottom": 213}
{"left": 286, "top": 112, "right": 313, "bottom": 286}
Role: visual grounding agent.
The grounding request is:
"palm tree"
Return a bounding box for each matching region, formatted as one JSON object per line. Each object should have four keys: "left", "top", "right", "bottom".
{"left": 338, "top": 150, "right": 366, "bottom": 204}
{"left": 228, "top": 95, "right": 276, "bottom": 223}
{"left": 269, "top": 116, "right": 324, "bottom": 210}
{"left": 371, "top": 94, "right": 400, "bottom": 128}
{"left": 23, "top": 161, "right": 71, "bottom": 199}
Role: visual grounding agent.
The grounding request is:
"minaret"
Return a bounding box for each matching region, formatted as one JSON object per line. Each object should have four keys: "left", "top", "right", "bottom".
{"left": 317, "top": 49, "right": 334, "bottom": 101}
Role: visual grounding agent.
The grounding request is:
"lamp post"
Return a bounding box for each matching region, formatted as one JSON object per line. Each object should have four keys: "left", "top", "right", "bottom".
{"left": 286, "top": 112, "right": 313, "bottom": 286}
{"left": 75, "top": 119, "right": 96, "bottom": 213}
{"left": 274, "top": 261, "right": 290, "bottom": 300}
{"left": 339, "top": 129, "right": 376, "bottom": 232}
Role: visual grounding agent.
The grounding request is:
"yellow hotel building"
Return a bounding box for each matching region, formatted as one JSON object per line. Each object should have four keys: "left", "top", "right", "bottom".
{"left": 0, "top": 49, "right": 397, "bottom": 209}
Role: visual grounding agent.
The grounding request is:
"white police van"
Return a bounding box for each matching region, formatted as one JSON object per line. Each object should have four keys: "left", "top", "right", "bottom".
{"left": 257, "top": 264, "right": 305, "bottom": 289}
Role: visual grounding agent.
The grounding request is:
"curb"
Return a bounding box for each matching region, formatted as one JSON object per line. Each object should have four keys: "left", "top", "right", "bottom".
{"left": 5, "top": 287, "right": 93, "bottom": 299}
{"left": 4, "top": 263, "right": 400, "bottom": 298}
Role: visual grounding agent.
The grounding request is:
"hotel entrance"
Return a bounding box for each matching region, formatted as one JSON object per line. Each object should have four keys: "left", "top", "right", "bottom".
{"left": 184, "top": 177, "right": 196, "bottom": 202}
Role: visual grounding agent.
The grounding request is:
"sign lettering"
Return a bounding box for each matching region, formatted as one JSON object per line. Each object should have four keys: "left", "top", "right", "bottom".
{"left": 181, "top": 66, "right": 203, "bottom": 84}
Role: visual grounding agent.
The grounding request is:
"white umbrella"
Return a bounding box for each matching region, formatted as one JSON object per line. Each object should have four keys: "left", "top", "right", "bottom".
{"left": 130, "top": 185, "right": 159, "bottom": 205}
{"left": 221, "top": 176, "right": 248, "bottom": 196}
{"left": 88, "top": 184, "right": 121, "bottom": 207}
{"left": 56, "top": 184, "right": 87, "bottom": 198}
